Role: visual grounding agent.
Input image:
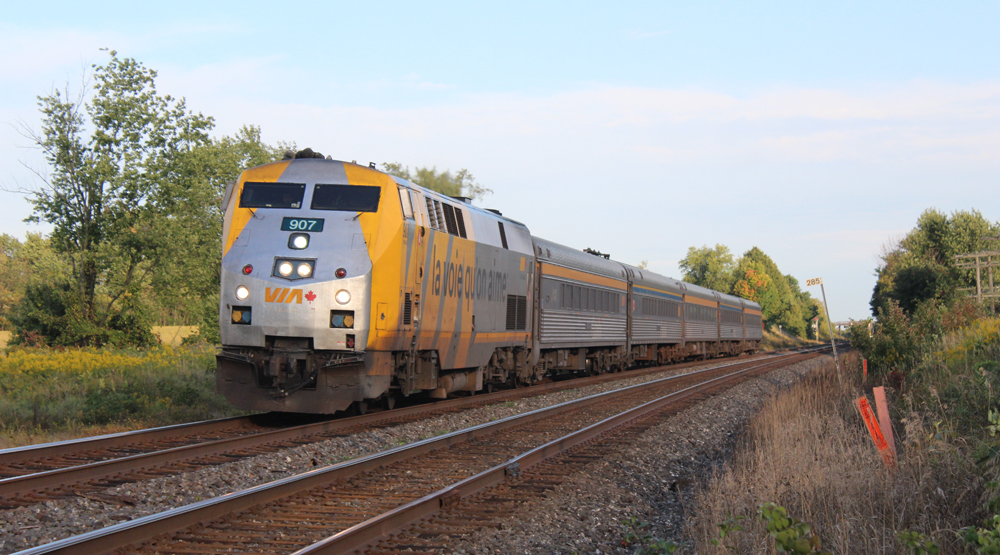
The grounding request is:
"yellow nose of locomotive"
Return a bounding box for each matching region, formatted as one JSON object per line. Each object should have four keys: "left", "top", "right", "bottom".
{"left": 216, "top": 157, "right": 389, "bottom": 413}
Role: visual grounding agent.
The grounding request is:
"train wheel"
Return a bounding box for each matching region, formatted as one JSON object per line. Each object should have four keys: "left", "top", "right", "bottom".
{"left": 352, "top": 401, "right": 368, "bottom": 415}
{"left": 383, "top": 395, "right": 396, "bottom": 410}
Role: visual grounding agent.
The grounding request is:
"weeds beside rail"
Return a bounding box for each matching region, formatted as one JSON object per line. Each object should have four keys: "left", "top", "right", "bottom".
{"left": 0, "top": 344, "right": 242, "bottom": 448}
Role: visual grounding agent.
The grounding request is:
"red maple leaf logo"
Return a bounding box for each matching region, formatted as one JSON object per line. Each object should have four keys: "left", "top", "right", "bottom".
{"left": 305, "top": 290, "right": 316, "bottom": 303}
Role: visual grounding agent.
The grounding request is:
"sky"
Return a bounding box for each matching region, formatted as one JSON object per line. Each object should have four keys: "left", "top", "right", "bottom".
{"left": 1, "top": 1, "right": 998, "bottom": 322}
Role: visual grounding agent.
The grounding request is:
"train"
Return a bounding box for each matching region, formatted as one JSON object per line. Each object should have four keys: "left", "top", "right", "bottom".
{"left": 215, "top": 151, "right": 763, "bottom": 414}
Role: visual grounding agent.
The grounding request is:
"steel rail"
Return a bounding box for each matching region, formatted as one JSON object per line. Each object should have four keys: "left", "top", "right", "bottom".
{"left": 0, "top": 351, "right": 786, "bottom": 505}
{"left": 296, "top": 351, "right": 822, "bottom": 555}
{"left": 13, "top": 349, "right": 824, "bottom": 555}
{"left": 2, "top": 351, "right": 779, "bottom": 473}
{"left": 0, "top": 415, "right": 257, "bottom": 467}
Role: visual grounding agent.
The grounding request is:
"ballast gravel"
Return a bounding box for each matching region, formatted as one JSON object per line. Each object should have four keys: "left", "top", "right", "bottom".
{"left": 0, "top": 353, "right": 813, "bottom": 554}
{"left": 448, "top": 356, "right": 827, "bottom": 555}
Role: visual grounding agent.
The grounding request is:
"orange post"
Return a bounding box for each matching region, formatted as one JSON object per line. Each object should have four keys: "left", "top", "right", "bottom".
{"left": 856, "top": 396, "right": 895, "bottom": 468}
{"left": 863, "top": 359, "right": 868, "bottom": 381}
{"left": 872, "top": 387, "right": 897, "bottom": 462}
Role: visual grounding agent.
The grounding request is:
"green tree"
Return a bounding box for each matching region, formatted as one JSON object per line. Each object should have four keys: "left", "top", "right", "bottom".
{"left": 0, "top": 234, "right": 26, "bottom": 329}
{"left": 871, "top": 208, "right": 998, "bottom": 316}
{"left": 151, "top": 126, "right": 285, "bottom": 342}
{"left": 18, "top": 51, "right": 213, "bottom": 346}
{"left": 731, "top": 247, "right": 808, "bottom": 336}
{"left": 381, "top": 162, "right": 492, "bottom": 201}
{"left": 678, "top": 244, "right": 736, "bottom": 293}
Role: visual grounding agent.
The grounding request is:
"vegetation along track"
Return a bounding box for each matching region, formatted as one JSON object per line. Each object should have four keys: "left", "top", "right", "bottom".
{"left": 0, "top": 350, "right": 788, "bottom": 509}
{"left": 16, "top": 348, "right": 824, "bottom": 555}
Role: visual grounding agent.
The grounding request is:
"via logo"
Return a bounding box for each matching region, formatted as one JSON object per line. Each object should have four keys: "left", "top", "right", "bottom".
{"left": 265, "top": 287, "right": 308, "bottom": 304}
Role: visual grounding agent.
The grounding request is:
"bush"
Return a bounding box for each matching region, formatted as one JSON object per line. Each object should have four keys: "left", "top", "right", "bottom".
{"left": 8, "top": 283, "right": 156, "bottom": 348}
{"left": 0, "top": 344, "right": 240, "bottom": 444}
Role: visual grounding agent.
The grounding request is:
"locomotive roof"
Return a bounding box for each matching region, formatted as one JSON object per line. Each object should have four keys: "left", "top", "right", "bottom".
{"left": 388, "top": 173, "right": 529, "bottom": 230}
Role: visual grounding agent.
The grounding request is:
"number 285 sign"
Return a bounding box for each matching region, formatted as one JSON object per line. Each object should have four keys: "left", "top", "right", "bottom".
{"left": 806, "top": 277, "right": 823, "bottom": 287}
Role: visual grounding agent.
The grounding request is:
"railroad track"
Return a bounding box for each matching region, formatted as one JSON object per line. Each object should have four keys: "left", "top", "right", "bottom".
{"left": 0, "top": 350, "right": 787, "bottom": 509}
{"left": 15, "top": 348, "right": 825, "bottom": 555}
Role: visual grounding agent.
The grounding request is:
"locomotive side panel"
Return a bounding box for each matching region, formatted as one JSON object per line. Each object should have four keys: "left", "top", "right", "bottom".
{"left": 394, "top": 187, "right": 534, "bottom": 374}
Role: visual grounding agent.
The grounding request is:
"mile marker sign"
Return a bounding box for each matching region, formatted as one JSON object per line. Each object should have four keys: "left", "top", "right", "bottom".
{"left": 806, "top": 277, "right": 823, "bottom": 287}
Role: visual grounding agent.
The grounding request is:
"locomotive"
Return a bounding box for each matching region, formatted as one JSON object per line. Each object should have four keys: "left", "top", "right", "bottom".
{"left": 216, "top": 153, "right": 762, "bottom": 413}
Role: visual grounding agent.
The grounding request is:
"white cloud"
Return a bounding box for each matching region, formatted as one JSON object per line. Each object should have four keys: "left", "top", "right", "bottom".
{"left": 3, "top": 55, "right": 998, "bottom": 320}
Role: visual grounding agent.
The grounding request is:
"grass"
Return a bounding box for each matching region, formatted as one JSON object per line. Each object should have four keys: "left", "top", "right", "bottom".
{"left": 761, "top": 328, "right": 824, "bottom": 351}
{"left": 0, "top": 343, "right": 244, "bottom": 448}
{"left": 0, "top": 327, "right": 200, "bottom": 349}
{"left": 687, "top": 352, "right": 984, "bottom": 553}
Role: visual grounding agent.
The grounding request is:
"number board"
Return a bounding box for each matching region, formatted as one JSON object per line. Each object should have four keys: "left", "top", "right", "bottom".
{"left": 806, "top": 277, "right": 823, "bottom": 287}
{"left": 281, "top": 217, "right": 325, "bottom": 232}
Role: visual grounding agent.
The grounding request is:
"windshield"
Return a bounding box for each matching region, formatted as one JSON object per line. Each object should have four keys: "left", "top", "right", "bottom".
{"left": 240, "top": 182, "right": 305, "bottom": 209}
{"left": 312, "top": 184, "right": 381, "bottom": 212}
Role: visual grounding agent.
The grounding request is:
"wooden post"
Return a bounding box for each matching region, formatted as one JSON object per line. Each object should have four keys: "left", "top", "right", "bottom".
{"left": 977, "top": 255, "right": 983, "bottom": 302}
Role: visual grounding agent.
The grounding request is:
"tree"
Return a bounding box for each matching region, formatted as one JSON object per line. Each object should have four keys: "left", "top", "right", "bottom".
{"left": 381, "top": 163, "right": 492, "bottom": 201}
{"left": 731, "top": 247, "right": 808, "bottom": 336}
{"left": 871, "top": 208, "right": 998, "bottom": 316}
{"left": 18, "top": 51, "right": 213, "bottom": 346}
{"left": 0, "top": 234, "right": 26, "bottom": 329}
{"left": 732, "top": 260, "right": 772, "bottom": 303}
{"left": 678, "top": 244, "right": 735, "bottom": 293}
{"left": 151, "top": 126, "right": 285, "bottom": 342}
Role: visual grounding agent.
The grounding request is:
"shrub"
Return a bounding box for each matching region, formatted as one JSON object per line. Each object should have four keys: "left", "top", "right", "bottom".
{"left": 0, "top": 344, "right": 239, "bottom": 444}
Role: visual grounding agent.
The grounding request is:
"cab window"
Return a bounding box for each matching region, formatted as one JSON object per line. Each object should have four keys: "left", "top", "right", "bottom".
{"left": 312, "top": 184, "right": 381, "bottom": 212}
{"left": 240, "top": 182, "right": 305, "bottom": 209}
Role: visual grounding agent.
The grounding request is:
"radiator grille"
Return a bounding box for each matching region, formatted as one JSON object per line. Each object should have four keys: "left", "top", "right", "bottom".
{"left": 403, "top": 292, "right": 412, "bottom": 325}
{"left": 442, "top": 203, "right": 458, "bottom": 235}
{"left": 506, "top": 294, "right": 527, "bottom": 330}
{"left": 454, "top": 208, "right": 468, "bottom": 238}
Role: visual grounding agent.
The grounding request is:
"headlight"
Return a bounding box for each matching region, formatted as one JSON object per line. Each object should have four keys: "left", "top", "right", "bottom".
{"left": 278, "top": 261, "right": 293, "bottom": 276}
{"left": 297, "top": 263, "right": 312, "bottom": 277}
{"left": 235, "top": 286, "right": 250, "bottom": 300}
{"left": 289, "top": 233, "right": 309, "bottom": 250}
{"left": 335, "top": 290, "right": 351, "bottom": 305}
